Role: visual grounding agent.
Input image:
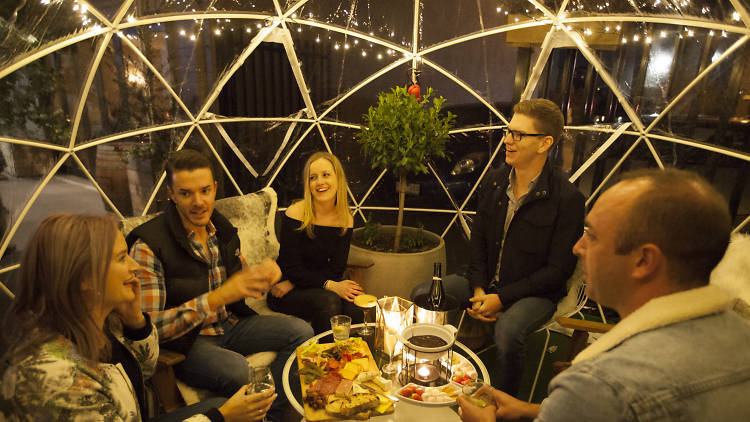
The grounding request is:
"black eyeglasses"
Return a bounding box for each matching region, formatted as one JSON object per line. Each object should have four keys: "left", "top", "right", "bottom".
{"left": 502, "top": 128, "right": 547, "bottom": 142}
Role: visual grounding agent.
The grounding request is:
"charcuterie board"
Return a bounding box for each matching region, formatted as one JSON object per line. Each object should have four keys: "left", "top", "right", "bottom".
{"left": 296, "top": 338, "right": 395, "bottom": 421}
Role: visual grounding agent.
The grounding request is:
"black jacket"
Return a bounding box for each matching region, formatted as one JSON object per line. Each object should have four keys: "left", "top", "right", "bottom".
{"left": 466, "top": 161, "right": 585, "bottom": 306}
{"left": 126, "top": 202, "right": 255, "bottom": 353}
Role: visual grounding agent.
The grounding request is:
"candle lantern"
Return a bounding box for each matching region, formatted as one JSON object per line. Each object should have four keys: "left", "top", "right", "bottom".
{"left": 375, "top": 296, "right": 414, "bottom": 361}
{"left": 398, "top": 323, "right": 457, "bottom": 387}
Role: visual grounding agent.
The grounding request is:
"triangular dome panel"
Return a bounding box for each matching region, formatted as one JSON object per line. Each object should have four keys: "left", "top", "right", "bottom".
{"left": 289, "top": 1, "right": 414, "bottom": 50}
{"left": 0, "top": 155, "right": 108, "bottom": 266}
{"left": 75, "top": 34, "right": 191, "bottom": 145}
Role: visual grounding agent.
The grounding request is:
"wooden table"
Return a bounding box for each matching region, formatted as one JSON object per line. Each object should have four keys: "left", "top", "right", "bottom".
{"left": 282, "top": 323, "right": 490, "bottom": 422}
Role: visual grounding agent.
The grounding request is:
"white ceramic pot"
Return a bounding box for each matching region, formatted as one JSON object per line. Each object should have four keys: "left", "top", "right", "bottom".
{"left": 399, "top": 323, "right": 458, "bottom": 360}
{"left": 349, "top": 226, "right": 446, "bottom": 300}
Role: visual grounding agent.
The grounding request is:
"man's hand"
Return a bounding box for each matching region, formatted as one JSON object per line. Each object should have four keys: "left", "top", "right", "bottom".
{"left": 458, "top": 386, "right": 540, "bottom": 421}
{"left": 210, "top": 258, "right": 282, "bottom": 309}
{"left": 472, "top": 287, "right": 486, "bottom": 312}
{"left": 113, "top": 278, "right": 146, "bottom": 329}
{"left": 489, "top": 387, "right": 541, "bottom": 420}
{"left": 270, "top": 280, "right": 295, "bottom": 298}
{"left": 326, "top": 279, "right": 364, "bottom": 302}
{"left": 456, "top": 394, "right": 497, "bottom": 422}
{"left": 467, "top": 293, "right": 503, "bottom": 322}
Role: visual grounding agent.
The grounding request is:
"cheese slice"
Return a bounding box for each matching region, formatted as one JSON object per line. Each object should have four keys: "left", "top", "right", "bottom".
{"left": 351, "top": 358, "right": 370, "bottom": 371}
{"left": 339, "top": 362, "right": 361, "bottom": 380}
{"left": 374, "top": 399, "right": 395, "bottom": 415}
{"left": 356, "top": 370, "right": 378, "bottom": 383}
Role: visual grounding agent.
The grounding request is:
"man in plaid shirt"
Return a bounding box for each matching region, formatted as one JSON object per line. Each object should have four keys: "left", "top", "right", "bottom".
{"left": 128, "top": 149, "right": 313, "bottom": 421}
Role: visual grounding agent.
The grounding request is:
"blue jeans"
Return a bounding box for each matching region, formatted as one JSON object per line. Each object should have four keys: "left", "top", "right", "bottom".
{"left": 175, "top": 315, "right": 313, "bottom": 418}
{"left": 412, "top": 274, "right": 556, "bottom": 396}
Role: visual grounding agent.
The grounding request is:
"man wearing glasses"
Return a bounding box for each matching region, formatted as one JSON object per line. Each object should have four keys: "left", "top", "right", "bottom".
{"left": 413, "top": 99, "right": 585, "bottom": 396}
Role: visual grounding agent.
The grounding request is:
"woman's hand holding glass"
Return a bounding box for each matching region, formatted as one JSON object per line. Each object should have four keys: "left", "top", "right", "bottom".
{"left": 218, "top": 385, "right": 276, "bottom": 422}
{"left": 326, "top": 279, "right": 364, "bottom": 302}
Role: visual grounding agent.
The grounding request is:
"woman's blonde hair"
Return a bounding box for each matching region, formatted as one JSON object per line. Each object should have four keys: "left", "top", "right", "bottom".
{"left": 2, "top": 213, "right": 120, "bottom": 363}
{"left": 297, "top": 151, "right": 350, "bottom": 237}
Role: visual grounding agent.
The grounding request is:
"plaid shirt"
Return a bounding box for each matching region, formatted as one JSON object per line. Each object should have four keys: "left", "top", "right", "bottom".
{"left": 131, "top": 221, "right": 237, "bottom": 340}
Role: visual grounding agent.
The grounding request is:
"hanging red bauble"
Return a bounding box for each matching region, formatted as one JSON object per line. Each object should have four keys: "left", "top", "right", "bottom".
{"left": 407, "top": 83, "right": 421, "bottom": 100}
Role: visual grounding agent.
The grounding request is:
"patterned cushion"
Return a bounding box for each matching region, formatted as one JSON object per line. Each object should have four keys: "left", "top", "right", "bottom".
{"left": 214, "top": 187, "right": 279, "bottom": 265}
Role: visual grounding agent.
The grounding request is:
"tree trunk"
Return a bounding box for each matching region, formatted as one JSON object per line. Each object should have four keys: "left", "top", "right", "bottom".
{"left": 394, "top": 173, "right": 406, "bottom": 251}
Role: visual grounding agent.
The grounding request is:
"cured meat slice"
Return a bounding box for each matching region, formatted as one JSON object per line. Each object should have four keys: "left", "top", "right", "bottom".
{"left": 335, "top": 378, "right": 353, "bottom": 396}
{"left": 309, "top": 372, "right": 342, "bottom": 396}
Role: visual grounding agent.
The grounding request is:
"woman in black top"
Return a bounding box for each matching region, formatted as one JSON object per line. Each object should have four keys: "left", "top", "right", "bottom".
{"left": 268, "top": 152, "right": 365, "bottom": 333}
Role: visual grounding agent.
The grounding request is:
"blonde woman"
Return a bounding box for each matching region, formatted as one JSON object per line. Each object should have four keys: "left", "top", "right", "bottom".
{"left": 268, "top": 152, "right": 365, "bottom": 333}
{"left": 0, "top": 214, "right": 275, "bottom": 422}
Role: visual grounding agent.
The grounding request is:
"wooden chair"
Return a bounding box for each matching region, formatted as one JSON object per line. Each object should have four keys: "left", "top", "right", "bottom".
{"left": 525, "top": 260, "right": 588, "bottom": 400}
{"left": 551, "top": 316, "right": 614, "bottom": 374}
{"left": 462, "top": 260, "right": 588, "bottom": 401}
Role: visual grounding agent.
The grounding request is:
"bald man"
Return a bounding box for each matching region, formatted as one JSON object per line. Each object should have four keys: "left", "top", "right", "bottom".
{"left": 458, "top": 168, "right": 750, "bottom": 422}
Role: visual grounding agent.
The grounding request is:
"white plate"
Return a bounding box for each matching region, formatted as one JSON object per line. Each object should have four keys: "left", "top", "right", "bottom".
{"left": 391, "top": 351, "right": 479, "bottom": 406}
{"left": 395, "top": 382, "right": 462, "bottom": 407}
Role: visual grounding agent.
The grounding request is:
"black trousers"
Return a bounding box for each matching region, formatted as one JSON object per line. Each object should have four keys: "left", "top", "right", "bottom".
{"left": 267, "top": 287, "right": 363, "bottom": 334}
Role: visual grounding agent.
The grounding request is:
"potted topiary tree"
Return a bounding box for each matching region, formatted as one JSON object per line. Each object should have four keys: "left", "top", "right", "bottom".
{"left": 356, "top": 85, "right": 455, "bottom": 251}
{"left": 351, "top": 85, "right": 455, "bottom": 299}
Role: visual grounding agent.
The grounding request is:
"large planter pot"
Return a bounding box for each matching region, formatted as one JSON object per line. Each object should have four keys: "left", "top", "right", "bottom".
{"left": 349, "top": 225, "right": 446, "bottom": 300}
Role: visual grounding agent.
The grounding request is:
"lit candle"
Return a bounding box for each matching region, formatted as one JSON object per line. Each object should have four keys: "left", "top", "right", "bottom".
{"left": 379, "top": 297, "right": 413, "bottom": 358}
{"left": 415, "top": 363, "right": 440, "bottom": 384}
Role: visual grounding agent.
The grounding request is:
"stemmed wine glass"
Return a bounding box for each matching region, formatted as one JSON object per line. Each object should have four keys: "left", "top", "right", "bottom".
{"left": 248, "top": 366, "right": 275, "bottom": 422}
{"left": 353, "top": 294, "right": 377, "bottom": 336}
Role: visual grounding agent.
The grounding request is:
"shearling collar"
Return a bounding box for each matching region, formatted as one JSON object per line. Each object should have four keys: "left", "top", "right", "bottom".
{"left": 573, "top": 285, "right": 733, "bottom": 363}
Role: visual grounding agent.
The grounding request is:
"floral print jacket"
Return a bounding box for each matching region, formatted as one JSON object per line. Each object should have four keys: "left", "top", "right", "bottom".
{"left": 0, "top": 320, "right": 211, "bottom": 422}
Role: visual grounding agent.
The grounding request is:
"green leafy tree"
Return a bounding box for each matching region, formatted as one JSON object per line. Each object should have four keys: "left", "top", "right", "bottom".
{"left": 356, "top": 86, "right": 455, "bottom": 251}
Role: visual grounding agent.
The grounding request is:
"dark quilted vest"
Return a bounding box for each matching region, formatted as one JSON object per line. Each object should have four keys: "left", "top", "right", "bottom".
{"left": 126, "top": 203, "right": 256, "bottom": 353}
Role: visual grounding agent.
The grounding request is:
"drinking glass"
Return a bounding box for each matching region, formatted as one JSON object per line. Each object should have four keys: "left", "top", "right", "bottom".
{"left": 330, "top": 314, "right": 352, "bottom": 342}
{"left": 353, "top": 294, "right": 377, "bottom": 336}
{"left": 248, "top": 366, "right": 275, "bottom": 421}
{"left": 461, "top": 379, "right": 492, "bottom": 408}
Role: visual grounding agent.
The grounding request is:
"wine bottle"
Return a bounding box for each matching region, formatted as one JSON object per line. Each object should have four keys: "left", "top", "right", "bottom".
{"left": 427, "top": 262, "right": 444, "bottom": 310}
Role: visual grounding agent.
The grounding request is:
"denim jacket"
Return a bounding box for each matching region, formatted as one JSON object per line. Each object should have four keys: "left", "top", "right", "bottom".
{"left": 538, "top": 285, "right": 750, "bottom": 421}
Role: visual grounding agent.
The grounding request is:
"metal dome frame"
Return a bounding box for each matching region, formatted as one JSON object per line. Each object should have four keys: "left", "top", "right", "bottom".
{"left": 2, "top": 0, "right": 750, "bottom": 302}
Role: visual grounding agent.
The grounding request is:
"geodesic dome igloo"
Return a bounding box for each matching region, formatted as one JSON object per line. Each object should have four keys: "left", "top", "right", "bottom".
{"left": 1, "top": 0, "right": 750, "bottom": 302}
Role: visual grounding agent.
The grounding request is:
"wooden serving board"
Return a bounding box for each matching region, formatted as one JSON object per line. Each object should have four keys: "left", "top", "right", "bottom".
{"left": 296, "top": 339, "right": 379, "bottom": 422}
